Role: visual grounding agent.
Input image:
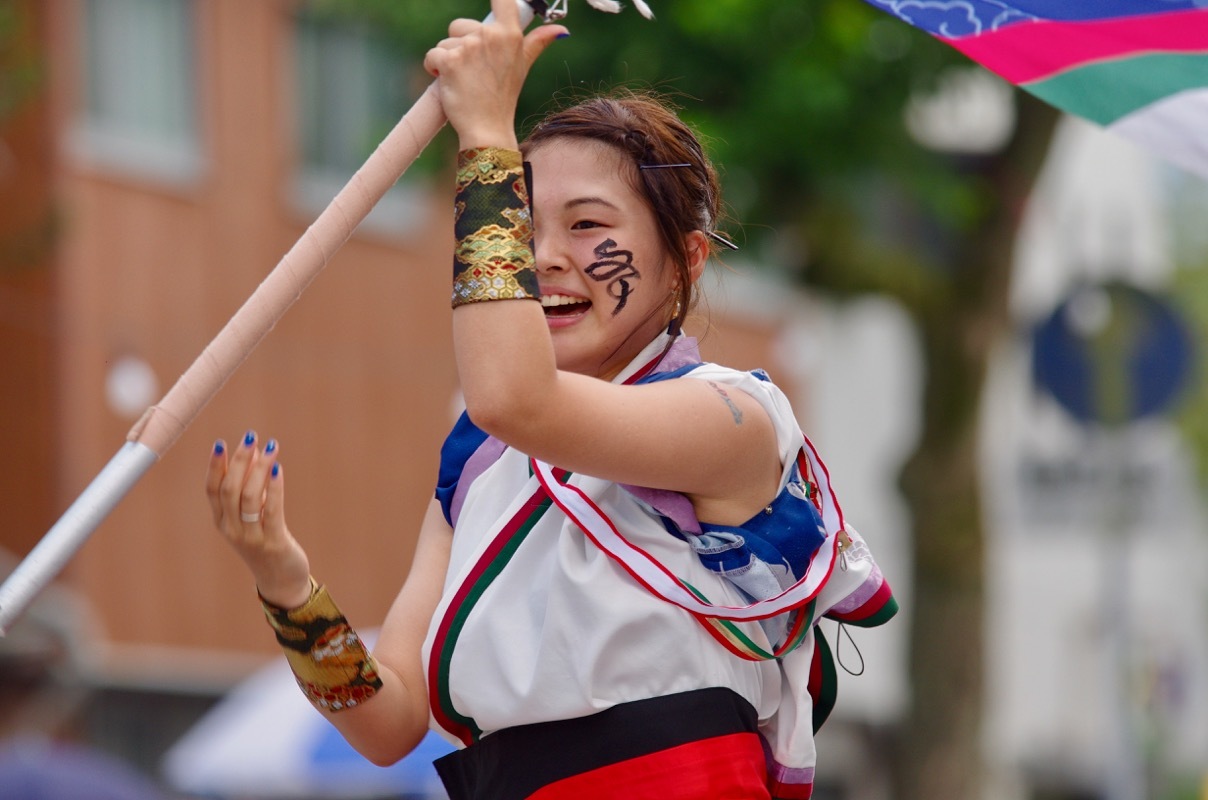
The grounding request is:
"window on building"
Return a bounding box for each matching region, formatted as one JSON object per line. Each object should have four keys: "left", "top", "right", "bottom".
{"left": 292, "top": 12, "right": 427, "bottom": 237}
{"left": 72, "top": 0, "right": 202, "bottom": 184}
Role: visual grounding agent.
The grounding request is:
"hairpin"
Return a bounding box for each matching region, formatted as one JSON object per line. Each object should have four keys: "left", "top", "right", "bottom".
{"left": 707, "top": 231, "right": 740, "bottom": 251}
{"left": 634, "top": 163, "right": 739, "bottom": 250}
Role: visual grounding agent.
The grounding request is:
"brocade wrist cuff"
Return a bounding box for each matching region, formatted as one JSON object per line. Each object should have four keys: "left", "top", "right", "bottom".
{"left": 452, "top": 147, "right": 540, "bottom": 308}
{"left": 261, "top": 577, "right": 383, "bottom": 712}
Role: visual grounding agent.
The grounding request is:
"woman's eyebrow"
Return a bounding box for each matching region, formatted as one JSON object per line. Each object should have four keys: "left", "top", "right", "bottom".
{"left": 565, "top": 196, "right": 621, "bottom": 211}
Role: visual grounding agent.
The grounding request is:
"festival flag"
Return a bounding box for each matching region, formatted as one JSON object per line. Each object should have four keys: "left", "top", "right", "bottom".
{"left": 863, "top": 0, "right": 1208, "bottom": 178}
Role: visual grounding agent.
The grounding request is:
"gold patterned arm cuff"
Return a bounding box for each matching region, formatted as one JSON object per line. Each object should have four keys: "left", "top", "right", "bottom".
{"left": 261, "top": 577, "right": 383, "bottom": 712}
{"left": 452, "top": 147, "right": 540, "bottom": 308}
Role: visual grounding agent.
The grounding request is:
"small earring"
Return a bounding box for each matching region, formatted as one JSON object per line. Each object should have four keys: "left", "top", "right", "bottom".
{"left": 668, "top": 297, "right": 684, "bottom": 335}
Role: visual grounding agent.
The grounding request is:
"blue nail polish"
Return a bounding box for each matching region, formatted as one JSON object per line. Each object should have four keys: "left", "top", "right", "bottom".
{"left": 213, "top": 440, "right": 225, "bottom": 455}
{"left": 271, "top": 463, "right": 280, "bottom": 479}
{"left": 556, "top": 31, "right": 571, "bottom": 39}
{"left": 243, "top": 430, "right": 256, "bottom": 446}
{"left": 265, "top": 439, "right": 277, "bottom": 455}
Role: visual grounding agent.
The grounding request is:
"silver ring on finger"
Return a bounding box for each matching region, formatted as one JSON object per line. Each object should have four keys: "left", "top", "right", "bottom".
{"left": 240, "top": 511, "right": 261, "bottom": 523}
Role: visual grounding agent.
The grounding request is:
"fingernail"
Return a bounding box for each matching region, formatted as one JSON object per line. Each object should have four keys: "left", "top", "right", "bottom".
{"left": 265, "top": 439, "right": 277, "bottom": 455}
{"left": 213, "top": 440, "right": 224, "bottom": 455}
{"left": 556, "top": 31, "right": 571, "bottom": 39}
{"left": 243, "top": 430, "right": 256, "bottom": 447}
{"left": 271, "top": 463, "right": 280, "bottom": 479}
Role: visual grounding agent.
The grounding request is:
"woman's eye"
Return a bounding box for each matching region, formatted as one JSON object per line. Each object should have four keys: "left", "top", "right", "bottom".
{"left": 571, "top": 220, "right": 600, "bottom": 230}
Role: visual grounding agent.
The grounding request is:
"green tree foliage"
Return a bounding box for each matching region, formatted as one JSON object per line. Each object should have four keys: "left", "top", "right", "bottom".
{"left": 0, "top": 0, "right": 53, "bottom": 275}
{"left": 1170, "top": 177, "right": 1208, "bottom": 485}
{"left": 0, "top": 0, "right": 39, "bottom": 119}
{"left": 314, "top": 0, "right": 974, "bottom": 266}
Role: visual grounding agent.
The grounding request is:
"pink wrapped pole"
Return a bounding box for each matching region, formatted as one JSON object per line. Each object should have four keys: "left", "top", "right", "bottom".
{"left": 131, "top": 82, "right": 447, "bottom": 457}
{"left": 0, "top": 1, "right": 550, "bottom": 635}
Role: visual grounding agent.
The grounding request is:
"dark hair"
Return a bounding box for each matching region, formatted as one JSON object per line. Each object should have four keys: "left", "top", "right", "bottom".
{"left": 521, "top": 90, "right": 726, "bottom": 334}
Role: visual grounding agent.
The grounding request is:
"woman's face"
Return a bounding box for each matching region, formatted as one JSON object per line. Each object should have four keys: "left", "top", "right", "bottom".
{"left": 527, "top": 138, "right": 677, "bottom": 380}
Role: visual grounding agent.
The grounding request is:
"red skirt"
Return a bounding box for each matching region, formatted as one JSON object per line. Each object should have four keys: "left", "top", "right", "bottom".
{"left": 433, "top": 687, "right": 771, "bottom": 800}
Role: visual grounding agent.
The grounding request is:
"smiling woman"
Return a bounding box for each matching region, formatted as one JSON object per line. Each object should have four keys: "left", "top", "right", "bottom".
{"left": 524, "top": 96, "right": 725, "bottom": 335}
{"left": 202, "top": 2, "right": 896, "bottom": 798}
{"left": 513, "top": 132, "right": 693, "bottom": 378}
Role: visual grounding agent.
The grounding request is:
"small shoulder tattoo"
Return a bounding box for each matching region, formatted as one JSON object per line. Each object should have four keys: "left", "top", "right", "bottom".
{"left": 707, "top": 380, "right": 744, "bottom": 426}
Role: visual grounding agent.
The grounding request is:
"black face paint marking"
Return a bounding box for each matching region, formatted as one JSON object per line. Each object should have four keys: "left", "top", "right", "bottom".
{"left": 587, "top": 238, "right": 641, "bottom": 315}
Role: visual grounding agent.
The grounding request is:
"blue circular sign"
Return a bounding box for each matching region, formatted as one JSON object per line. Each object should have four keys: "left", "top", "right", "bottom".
{"left": 1032, "top": 282, "right": 1195, "bottom": 426}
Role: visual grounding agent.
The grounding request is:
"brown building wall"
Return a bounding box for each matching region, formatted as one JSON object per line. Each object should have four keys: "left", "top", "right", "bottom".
{"left": 0, "top": 0, "right": 58, "bottom": 562}
{"left": 44, "top": 0, "right": 455, "bottom": 677}
{"left": 12, "top": 0, "right": 805, "bottom": 687}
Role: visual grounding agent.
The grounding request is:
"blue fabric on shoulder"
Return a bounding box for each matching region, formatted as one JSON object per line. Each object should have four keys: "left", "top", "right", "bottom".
{"left": 691, "top": 463, "right": 827, "bottom": 647}
{"left": 695, "top": 465, "right": 826, "bottom": 586}
{"left": 635, "top": 361, "right": 827, "bottom": 647}
{"left": 435, "top": 411, "right": 489, "bottom": 526}
{"left": 632, "top": 363, "right": 701, "bottom": 385}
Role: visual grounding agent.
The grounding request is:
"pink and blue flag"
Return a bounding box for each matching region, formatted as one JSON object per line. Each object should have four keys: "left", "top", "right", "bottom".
{"left": 863, "top": 1, "right": 1208, "bottom": 178}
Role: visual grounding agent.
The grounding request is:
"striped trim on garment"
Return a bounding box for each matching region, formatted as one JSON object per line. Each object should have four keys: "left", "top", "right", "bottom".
{"left": 529, "top": 431, "right": 848, "bottom": 631}
{"left": 427, "top": 484, "right": 556, "bottom": 745}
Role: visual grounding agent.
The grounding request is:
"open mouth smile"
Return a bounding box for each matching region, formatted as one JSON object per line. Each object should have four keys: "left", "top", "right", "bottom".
{"left": 541, "top": 294, "right": 592, "bottom": 321}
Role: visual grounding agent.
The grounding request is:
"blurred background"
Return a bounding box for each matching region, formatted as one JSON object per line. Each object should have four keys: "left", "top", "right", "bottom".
{"left": 1, "top": 1, "right": 1205, "bottom": 798}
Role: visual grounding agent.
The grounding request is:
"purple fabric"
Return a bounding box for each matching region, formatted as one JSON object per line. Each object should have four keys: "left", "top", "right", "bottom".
{"left": 654, "top": 335, "right": 702, "bottom": 374}
{"left": 449, "top": 436, "right": 508, "bottom": 529}
{"left": 768, "top": 760, "right": 816, "bottom": 786}
{"left": 617, "top": 335, "right": 704, "bottom": 534}
{"left": 826, "top": 566, "right": 885, "bottom": 616}
{"left": 620, "top": 485, "right": 702, "bottom": 535}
